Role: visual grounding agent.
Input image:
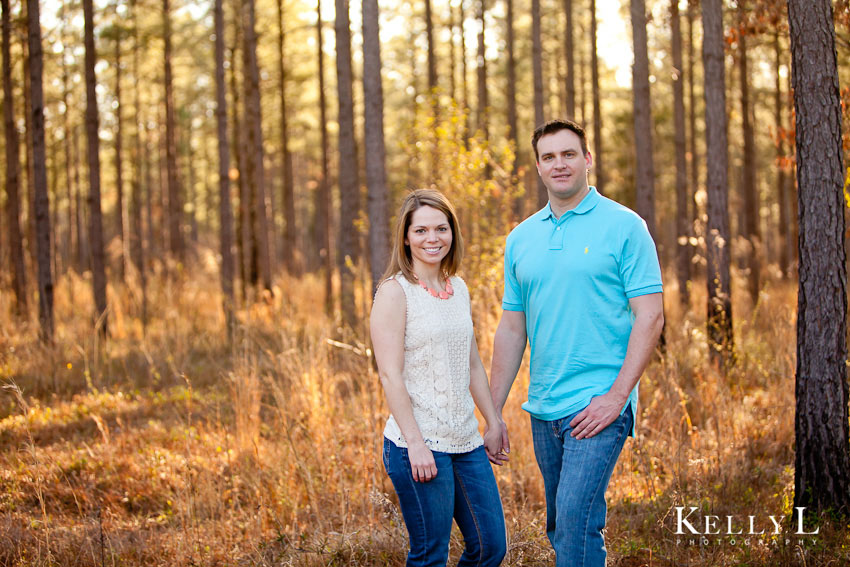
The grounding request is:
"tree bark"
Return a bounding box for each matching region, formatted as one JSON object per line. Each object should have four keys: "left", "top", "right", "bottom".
{"left": 130, "top": 0, "right": 147, "bottom": 328}
{"left": 788, "top": 0, "right": 850, "bottom": 515}
{"left": 2, "top": 0, "right": 27, "bottom": 316}
{"left": 335, "top": 0, "right": 360, "bottom": 330}
{"left": 475, "top": 0, "right": 487, "bottom": 142}
{"left": 241, "top": 0, "right": 272, "bottom": 292}
{"left": 738, "top": 2, "right": 760, "bottom": 304}
{"left": 114, "top": 32, "right": 126, "bottom": 281}
{"left": 316, "top": 0, "right": 333, "bottom": 316}
{"left": 671, "top": 0, "right": 690, "bottom": 308}
{"left": 506, "top": 0, "right": 521, "bottom": 220}
{"left": 163, "top": 0, "right": 183, "bottom": 261}
{"left": 27, "top": 0, "right": 54, "bottom": 341}
{"left": 83, "top": 0, "right": 108, "bottom": 336}
{"left": 532, "top": 0, "right": 546, "bottom": 208}
{"left": 702, "top": 0, "right": 733, "bottom": 367}
{"left": 774, "top": 29, "right": 791, "bottom": 279}
{"left": 630, "top": 0, "right": 656, "bottom": 240}
{"left": 563, "top": 0, "right": 575, "bottom": 119}
{"left": 277, "top": 0, "right": 297, "bottom": 276}
{"left": 590, "top": 0, "right": 604, "bottom": 193}
{"left": 362, "top": 0, "right": 390, "bottom": 298}
{"left": 687, "top": 0, "right": 699, "bottom": 275}
{"left": 215, "top": 0, "right": 235, "bottom": 336}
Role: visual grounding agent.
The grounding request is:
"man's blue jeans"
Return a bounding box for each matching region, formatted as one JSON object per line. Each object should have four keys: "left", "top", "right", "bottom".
{"left": 383, "top": 438, "right": 507, "bottom": 567}
{"left": 530, "top": 407, "right": 633, "bottom": 567}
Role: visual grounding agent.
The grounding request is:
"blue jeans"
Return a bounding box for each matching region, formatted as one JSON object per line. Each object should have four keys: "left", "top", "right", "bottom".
{"left": 530, "top": 407, "right": 633, "bottom": 567}
{"left": 383, "top": 438, "right": 507, "bottom": 567}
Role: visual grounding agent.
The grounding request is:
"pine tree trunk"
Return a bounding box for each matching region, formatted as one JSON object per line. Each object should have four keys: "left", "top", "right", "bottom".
{"left": 532, "top": 0, "right": 546, "bottom": 208}
{"left": 2, "top": 0, "right": 27, "bottom": 316}
{"left": 241, "top": 0, "right": 272, "bottom": 292}
{"left": 738, "top": 3, "right": 759, "bottom": 305}
{"left": 27, "top": 0, "right": 54, "bottom": 341}
{"left": 774, "top": 30, "right": 791, "bottom": 279}
{"left": 789, "top": 0, "right": 850, "bottom": 516}
{"left": 130, "top": 0, "right": 146, "bottom": 328}
{"left": 590, "top": 0, "right": 604, "bottom": 193}
{"left": 475, "top": 0, "right": 487, "bottom": 141}
{"left": 114, "top": 35, "right": 125, "bottom": 281}
{"left": 702, "top": 0, "right": 733, "bottom": 367}
{"left": 362, "top": 0, "right": 390, "bottom": 297}
{"left": 671, "top": 0, "right": 690, "bottom": 308}
{"left": 335, "top": 0, "right": 360, "bottom": 331}
{"left": 277, "top": 0, "right": 297, "bottom": 276}
{"left": 163, "top": 0, "right": 183, "bottom": 261}
{"left": 215, "top": 0, "right": 235, "bottom": 336}
{"left": 83, "top": 0, "right": 108, "bottom": 336}
{"left": 316, "top": 0, "right": 333, "bottom": 316}
{"left": 630, "top": 0, "right": 656, "bottom": 240}
{"left": 563, "top": 0, "right": 575, "bottom": 119}
{"left": 687, "top": 0, "right": 699, "bottom": 277}
{"left": 506, "top": 0, "right": 521, "bottom": 221}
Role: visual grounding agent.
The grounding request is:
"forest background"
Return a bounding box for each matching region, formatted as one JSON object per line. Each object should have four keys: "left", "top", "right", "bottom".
{"left": 2, "top": 0, "right": 850, "bottom": 564}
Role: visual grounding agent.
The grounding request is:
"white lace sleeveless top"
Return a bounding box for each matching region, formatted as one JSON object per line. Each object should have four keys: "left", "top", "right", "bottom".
{"left": 382, "top": 274, "right": 483, "bottom": 453}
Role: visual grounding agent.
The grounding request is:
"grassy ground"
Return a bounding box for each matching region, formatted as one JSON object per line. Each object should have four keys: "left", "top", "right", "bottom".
{"left": 1, "top": 257, "right": 849, "bottom": 566}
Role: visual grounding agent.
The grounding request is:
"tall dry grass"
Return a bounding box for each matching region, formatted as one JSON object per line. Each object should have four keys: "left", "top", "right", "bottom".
{"left": 0, "top": 255, "right": 848, "bottom": 566}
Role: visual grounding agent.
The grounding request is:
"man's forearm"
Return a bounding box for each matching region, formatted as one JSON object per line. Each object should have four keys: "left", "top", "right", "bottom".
{"left": 608, "top": 299, "right": 664, "bottom": 403}
{"left": 489, "top": 320, "right": 527, "bottom": 413}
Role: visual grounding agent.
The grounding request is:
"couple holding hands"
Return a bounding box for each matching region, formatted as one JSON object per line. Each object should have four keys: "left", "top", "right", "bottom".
{"left": 371, "top": 119, "right": 665, "bottom": 567}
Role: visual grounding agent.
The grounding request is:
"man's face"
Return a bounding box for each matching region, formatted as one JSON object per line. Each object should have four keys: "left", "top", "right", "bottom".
{"left": 535, "top": 129, "right": 592, "bottom": 204}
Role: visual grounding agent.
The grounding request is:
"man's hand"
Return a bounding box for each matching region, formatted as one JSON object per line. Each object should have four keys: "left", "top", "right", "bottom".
{"left": 569, "top": 393, "right": 625, "bottom": 440}
{"left": 484, "top": 418, "right": 511, "bottom": 465}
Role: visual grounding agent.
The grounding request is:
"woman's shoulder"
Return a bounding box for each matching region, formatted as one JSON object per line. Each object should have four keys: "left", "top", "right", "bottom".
{"left": 449, "top": 274, "right": 470, "bottom": 295}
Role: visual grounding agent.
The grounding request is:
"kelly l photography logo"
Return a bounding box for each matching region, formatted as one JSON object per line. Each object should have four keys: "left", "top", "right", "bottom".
{"left": 673, "top": 506, "right": 820, "bottom": 547}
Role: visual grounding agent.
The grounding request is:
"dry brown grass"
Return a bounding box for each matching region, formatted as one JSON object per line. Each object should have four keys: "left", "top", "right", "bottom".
{"left": 1, "top": 257, "right": 849, "bottom": 566}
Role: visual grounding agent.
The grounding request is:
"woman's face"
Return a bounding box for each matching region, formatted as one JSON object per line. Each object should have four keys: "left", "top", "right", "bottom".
{"left": 405, "top": 205, "right": 453, "bottom": 270}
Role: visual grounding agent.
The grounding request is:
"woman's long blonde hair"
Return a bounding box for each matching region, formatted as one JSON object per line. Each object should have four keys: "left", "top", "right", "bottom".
{"left": 381, "top": 189, "right": 464, "bottom": 284}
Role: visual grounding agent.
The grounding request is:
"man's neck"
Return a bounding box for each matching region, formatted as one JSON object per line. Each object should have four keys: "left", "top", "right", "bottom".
{"left": 549, "top": 186, "right": 590, "bottom": 219}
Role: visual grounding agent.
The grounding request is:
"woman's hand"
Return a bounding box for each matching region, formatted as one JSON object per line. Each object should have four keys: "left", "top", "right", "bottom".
{"left": 407, "top": 441, "right": 437, "bottom": 482}
{"left": 484, "top": 420, "right": 509, "bottom": 465}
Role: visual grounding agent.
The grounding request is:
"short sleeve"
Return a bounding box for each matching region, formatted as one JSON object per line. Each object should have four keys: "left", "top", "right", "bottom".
{"left": 501, "top": 235, "right": 525, "bottom": 311}
{"left": 620, "top": 218, "right": 663, "bottom": 298}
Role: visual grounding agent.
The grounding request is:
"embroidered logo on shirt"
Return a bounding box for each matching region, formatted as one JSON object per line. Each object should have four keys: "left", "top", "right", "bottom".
{"left": 584, "top": 246, "right": 589, "bottom": 254}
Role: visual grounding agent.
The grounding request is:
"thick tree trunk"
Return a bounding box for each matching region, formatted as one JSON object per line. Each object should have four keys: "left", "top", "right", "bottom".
{"left": 163, "top": 0, "right": 183, "bottom": 261}
{"left": 590, "top": 0, "right": 604, "bottom": 193}
{"left": 506, "top": 0, "right": 521, "bottom": 221}
{"left": 335, "top": 0, "right": 361, "bottom": 331}
{"left": 83, "top": 0, "right": 108, "bottom": 336}
{"left": 702, "top": 0, "right": 733, "bottom": 367}
{"left": 687, "top": 0, "right": 699, "bottom": 276}
{"left": 215, "top": 0, "right": 235, "bottom": 336}
{"left": 130, "top": 0, "right": 146, "bottom": 328}
{"left": 362, "top": 0, "right": 390, "bottom": 297}
{"left": 316, "top": 0, "right": 333, "bottom": 316}
{"left": 671, "top": 0, "right": 690, "bottom": 308}
{"left": 277, "top": 0, "right": 296, "bottom": 276}
{"left": 563, "top": 0, "right": 575, "bottom": 119}
{"left": 774, "top": 30, "right": 791, "bottom": 279}
{"left": 532, "top": 0, "right": 546, "bottom": 208}
{"left": 241, "top": 0, "right": 272, "bottom": 292}
{"left": 27, "top": 0, "right": 54, "bottom": 340}
{"left": 2, "top": 0, "right": 27, "bottom": 316}
{"left": 788, "top": 0, "right": 850, "bottom": 515}
{"left": 630, "top": 0, "right": 656, "bottom": 240}
{"left": 738, "top": 3, "right": 760, "bottom": 304}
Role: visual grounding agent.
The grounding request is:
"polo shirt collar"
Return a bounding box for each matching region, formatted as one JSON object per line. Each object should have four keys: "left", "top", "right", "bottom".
{"left": 539, "top": 186, "right": 601, "bottom": 222}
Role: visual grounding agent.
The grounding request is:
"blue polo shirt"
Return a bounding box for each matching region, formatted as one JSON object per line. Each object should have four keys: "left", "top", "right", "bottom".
{"left": 502, "top": 187, "right": 662, "bottom": 424}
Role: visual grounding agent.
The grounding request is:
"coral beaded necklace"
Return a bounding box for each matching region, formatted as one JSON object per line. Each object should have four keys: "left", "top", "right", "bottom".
{"left": 414, "top": 275, "right": 454, "bottom": 299}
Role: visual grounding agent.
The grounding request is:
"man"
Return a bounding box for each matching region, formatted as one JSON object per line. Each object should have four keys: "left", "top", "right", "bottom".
{"left": 488, "top": 119, "right": 664, "bottom": 566}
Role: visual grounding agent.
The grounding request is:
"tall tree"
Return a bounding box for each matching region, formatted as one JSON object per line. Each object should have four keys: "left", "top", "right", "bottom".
{"left": 532, "top": 0, "right": 546, "bottom": 207}
{"left": 113, "top": 23, "right": 126, "bottom": 281}
{"left": 563, "top": 0, "right": 575, "bottom": 119}
{"left": 506, "top": 0, "right": 521, "bottom": 220}
{"left": 277, "top": 0, "right": 296, "bottom": 276}
{"left": 362, "top": 0, "right": 390, "bottom": 297}
{"left": 590, "top": 0, "right": 604, "bottom": 193}
{"left": 83, "top": 0, "right": 108, "bottom": 335}
{"left": 687, "top": 0, "right": 699, "bottom": 270}
{"left": 335, "top": 0, "right": 360, "bottom": 330}
{"left": 130, "top": 0, "right": 147, "bottom": 327}
{"left": 26, "top": 0, "right": 53, "bottom": 340}
{"left": 789, "top": 0, "right": 850, "bottom": 515}
{"left": 671, "top": 0, "right": 690, "bottom": 307}
{"left": 774, "top": 28, "right": 792, "bottom": 278}
{"left": 475, "top": 0, "right": 488, "bottom": 142}
{"left": 163, "top": 0, "right": 183, "bottom": 260}
{"left": 702, "top": 0, "right": 733, "bottom": 367}
{"left": 3, "top": 0, "right": 26, "bottom": 316}
{"left": 242, "top": 0, "right": 272, "bottom": 292}
{"left": 215, "top": 0, "right": 234, "bottom": 335}
{"left": 630, "top": 0, "right": 656, "bottom": 239}
{"left": 316, "top": 0, "right": 333, "bottom": 316}
{"left": 424, "top": 0, "right": 438, "bottom": 177}
{"left": 737, "top": 2, "right": 759, "bottom": 304}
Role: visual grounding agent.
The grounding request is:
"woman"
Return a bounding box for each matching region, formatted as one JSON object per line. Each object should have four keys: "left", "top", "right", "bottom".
{"left": 371, "top": 189, "right": 507, "bottom": 567}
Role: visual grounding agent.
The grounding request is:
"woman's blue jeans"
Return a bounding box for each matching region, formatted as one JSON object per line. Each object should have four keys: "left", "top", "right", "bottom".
{"left": 530, "top": 407, "right": 633, "bottom": 567}
{"left": 383, "top": 438, "right": 507, "bottom": 567}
